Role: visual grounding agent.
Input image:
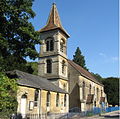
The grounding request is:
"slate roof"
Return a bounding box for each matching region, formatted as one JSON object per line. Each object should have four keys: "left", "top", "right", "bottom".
{"left": 86, "top": 94, "right": 94, "bottom": 104}
{"left": 6, "top": 70, "right": 67, "bottom": 94}
{"left": 68, "top": 60, "right": 103, "bottom": 86}
{"left": 39, "top": 3, "right": 70, "bottom": 38}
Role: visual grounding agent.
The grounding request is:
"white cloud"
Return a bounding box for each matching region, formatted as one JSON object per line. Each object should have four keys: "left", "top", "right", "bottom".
{"left": 99, "top": 53, "right": 119, "bottom": 63}
{"left": 111, "top": 57, "right": 119, "bottom": 61}
{"left": 99, "top": 53, "right": 106, "bottom": 58}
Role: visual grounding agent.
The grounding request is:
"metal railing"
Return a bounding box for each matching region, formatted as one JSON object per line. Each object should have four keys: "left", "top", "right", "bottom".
{"left": 10, "top": 106, "right": 120, "bottom": 119}
{"left": 105, "top": 106, "right": 120, "bottom": 112}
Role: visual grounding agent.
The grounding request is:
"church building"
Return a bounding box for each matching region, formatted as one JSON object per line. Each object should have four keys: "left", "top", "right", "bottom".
{"left": 7, "top": 3, "right": 107, "bottom": 118}
{"left": 38, "top": 3, "right": 107, "bottom": 112}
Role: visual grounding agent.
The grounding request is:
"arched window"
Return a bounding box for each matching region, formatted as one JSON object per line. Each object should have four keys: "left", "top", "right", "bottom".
{"left": 94, "top": 87, "right": 95, "bottom": 94}
{"left": 97, "top": 88, "right": 99, "bottom": 101}
{"left": 94, "top": 101, "right": 96, "bottom": 107}
{"left": 60, "top": 39, "right": 65, "bottom": 52}
{"left": 46, "top": 38, "right": 54, "bottom": 51}
{"left": 62, "top": 60, "right": 65, "bottom": 74}
{"left": 21, "top": 94, "right": 27, "bottom": 99}
{"left": 64, "top": 94, "right": 67, "bottom": 107}
{"left": 56, "top": 93, "right": 59, "bottom": 107}
{"left": 46, "top": 59, "right": 52, "bottom": 73}
{"left": 89, "top": 84, "right": 91, "bottom": 94}
{"left": 101, "top": 90, "right": 103, "bottom": 97}
{"left": 82, "top": 82, "right": 85, "bottom": 99}
{"left": 34, "top": 89, "right": 39, "bottom": 106}
{"left": 46, "top": 92, "right": 50, "bottom": 107}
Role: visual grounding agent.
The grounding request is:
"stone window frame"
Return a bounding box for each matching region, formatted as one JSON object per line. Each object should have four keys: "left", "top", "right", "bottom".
{"left": 101, "top": 89, "right": 103, "bottom": 97}
{"left": 46, "top": 91, "right": 50, "bottom": 107}
{"left": 97, "top": 88, "right": 99, "bottom": 101}
{"left": 45, "top": 37, "right": 54, "bottom": 51}
{"left": 89, "top": 84, "right": 92, "bottom": 94}
{"left": 46, "top": 59, "right": 52, "bottom": 73}
{"left": 34, "top": 89, "right": 39, "bottom": 107}
{"left": 82, "top": 81, "right": 86, "bottom": 100}
{"left": 62, "top": 60, "right": 66, "bottom": 74}
{"left": 64, "top": 94, "right": 67, "bottom": 107}
{"left": 56, "top": 93, "right": 59, "bottom": 107}
{"left": 60, "top": 38, "right": 65, "bottom": 53}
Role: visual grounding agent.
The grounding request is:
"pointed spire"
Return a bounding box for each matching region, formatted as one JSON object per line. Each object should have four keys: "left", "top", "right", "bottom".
{"left": 39, "top": 3, "right": 69, "bottom": 37}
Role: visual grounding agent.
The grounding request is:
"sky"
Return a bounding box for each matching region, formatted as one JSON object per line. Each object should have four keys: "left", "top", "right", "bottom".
{"left": 29, "top": 0, "right": 119, "bottom": 78}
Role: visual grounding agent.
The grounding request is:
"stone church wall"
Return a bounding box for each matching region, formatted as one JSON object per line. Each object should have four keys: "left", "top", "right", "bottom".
{"left": 68, "top": 63, "right": 80, "bottom": 109}
{"left": 17, "top": 86, "right": 69, "bottom": 115}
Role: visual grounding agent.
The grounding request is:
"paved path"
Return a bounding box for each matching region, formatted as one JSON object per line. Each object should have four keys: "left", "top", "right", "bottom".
{"left": 101, "top": 110, "right": 120, "bottom": 118}
{"left": 80, "top": 110, "right": 120, "bottom": 119}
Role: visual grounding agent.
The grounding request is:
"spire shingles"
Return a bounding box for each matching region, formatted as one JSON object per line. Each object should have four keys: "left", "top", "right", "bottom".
{"left": 39, "top": 3, "right": 69, "bottom": 37}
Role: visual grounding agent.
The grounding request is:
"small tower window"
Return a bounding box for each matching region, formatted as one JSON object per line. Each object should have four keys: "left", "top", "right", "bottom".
{"left": 64, "top": 94, "right": 67, "bottom": 107}
{"left": 56, "top": 93, "right": 59, "bottom": 107}
{"left": 60, "top": 39, "right": 65, "bottom": 52}
{"left": 62, "top": 60, "right": 65, "bottom": 74}
{"left": 46, "top": 59, "right": 52, "bottom": 73}
{"left": 46, "top": 38, "right": 54, "bottom": 51}
{"left": 34, "top": 89, "right": 39, "bottom": 106}
{"left": 46, "top": 91, "right": 50, "bottom": 107}
{"left": 50, "top": 39, "right": 54, "bottom": 51}
{"left": 46, "top": 40, "right": 49, "bottom": 51}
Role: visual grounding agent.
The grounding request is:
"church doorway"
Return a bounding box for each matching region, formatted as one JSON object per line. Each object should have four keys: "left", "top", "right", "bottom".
{"left": 20, "top": 94, "right": 27, "bottom": 118}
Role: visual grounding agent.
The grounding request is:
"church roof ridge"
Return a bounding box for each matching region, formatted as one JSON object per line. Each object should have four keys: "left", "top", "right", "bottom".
{"left": 39, "top": 3, "right": 70, "bottom": 37}
{"left": 68, "top": 59, "right": 104, "bottom": 86}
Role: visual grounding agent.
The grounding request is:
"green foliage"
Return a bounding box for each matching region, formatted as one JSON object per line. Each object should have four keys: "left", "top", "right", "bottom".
{"left": 102, "top": 77, "right": 119, "bottom": 106}
{"left": 73, "top": 47, "right": 88, "bottom": 70}
{"left": 0, "top": 0, "right": 40, "bottom": 72}
{"left": 91, "top": 73, "right": 103, "bottom": 83}
{"left": 27, "top": 62, "right": 38, "bottom": 75}
{"left": 0, "top": 72, "right": 18, "bottom": 118}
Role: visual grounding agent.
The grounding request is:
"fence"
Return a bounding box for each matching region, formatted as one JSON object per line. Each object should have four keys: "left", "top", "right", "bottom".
{"left": 10, "top": 113, "right": 69, "bottom": 119}
{"left": 105, "top": 106, "right": 120, "bottom": 113}
{"left": 10, "top": 106, "right": 120, "bottom": 119}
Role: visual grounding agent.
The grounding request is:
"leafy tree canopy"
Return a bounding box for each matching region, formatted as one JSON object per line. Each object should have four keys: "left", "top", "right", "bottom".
{"left": 91, "top": 73, "right": 103, "bottom": 83}
{"left": 0, "top": 72, "right": 18, "bottom": 118}
{"left": 0, "top": 0, "right": 40, "bottom": 72}
{"left": 102, "top": 77, "right": 119, "bottom": 106}
{"left": 26, "top": 62, "right": 38, "bottom": 75}
{"left": 73, "top": 47, "right": 88, "bottom": 70}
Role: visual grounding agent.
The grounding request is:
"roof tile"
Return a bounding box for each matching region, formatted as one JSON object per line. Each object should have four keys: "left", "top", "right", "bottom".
{"left": 68, "top": 60, "right": 103, "bottom": 86}
{"left": 6, "top": 70, "right": 68, "bottom": 94}
{"left": 39, "top": 3, "right": 69, "bottom": 37}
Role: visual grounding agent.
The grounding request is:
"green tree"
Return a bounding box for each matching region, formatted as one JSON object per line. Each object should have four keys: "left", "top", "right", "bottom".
{"left": 0, "top": 0, "right": 40, "bottom": 72}
{"left": 102, "top": 77, "right": 119, "bottom": 106}
{"left": 27, "top": 62, "right": 38, "bottom": 75}
{"left": 91, "top": 73, "right": 103, "bottom": 83}
{"left": 73, "top": 47, "right": 88, "bottom": 70}
{"left": 0, "top": 72, "right": 18, "bottom": 118}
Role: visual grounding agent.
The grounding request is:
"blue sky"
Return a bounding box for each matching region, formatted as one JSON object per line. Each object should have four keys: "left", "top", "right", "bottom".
{"left": 30, "top": 0, "right": 119, "bottom": 78}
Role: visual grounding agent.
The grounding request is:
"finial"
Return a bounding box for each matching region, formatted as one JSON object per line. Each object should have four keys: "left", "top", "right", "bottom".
{"left": 52, "top": 2, "right": 56, "bottom": 5}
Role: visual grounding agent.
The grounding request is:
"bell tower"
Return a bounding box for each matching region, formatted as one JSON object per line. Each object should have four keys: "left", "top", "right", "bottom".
{"left": 38, "top": 3, "right": 70, "bottom": 91}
